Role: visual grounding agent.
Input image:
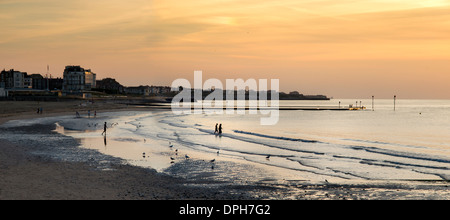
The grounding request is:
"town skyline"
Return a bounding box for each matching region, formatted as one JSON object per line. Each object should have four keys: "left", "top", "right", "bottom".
{"left": 0, "top": 66, "right": 172, "bottom": 96}
{"left": 0, "top": 65, "right": 318, "bottom": 95}
{"left": 1, "top": 65, "right": 329, "bottom": 102}
{"left": 1, "top": 1, "right": 450, "bottom": 99}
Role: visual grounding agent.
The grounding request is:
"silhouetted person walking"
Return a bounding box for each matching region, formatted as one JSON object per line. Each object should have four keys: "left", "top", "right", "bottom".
{"left": 214, "top": 123, "right": 218, "bottom": 134}
{"left": 102, "top": 122, "right": 107, "bottom": 136}
{"left": 218, "top": 124, "right": 223, "bottom": 134}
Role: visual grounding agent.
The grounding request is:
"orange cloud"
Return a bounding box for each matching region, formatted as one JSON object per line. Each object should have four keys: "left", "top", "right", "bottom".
{"left": 1, "top": 0, "right": 450, "bottom": 98}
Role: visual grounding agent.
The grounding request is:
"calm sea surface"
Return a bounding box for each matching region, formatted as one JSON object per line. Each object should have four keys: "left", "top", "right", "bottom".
{"left": 59, "top": 99, "right": 450, "bottom": 183}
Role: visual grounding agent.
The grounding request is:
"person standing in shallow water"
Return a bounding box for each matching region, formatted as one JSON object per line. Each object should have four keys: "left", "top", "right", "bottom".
{"left": 218, "top": 124, "right": 223, "bottom": 134}
{"left": 214, "top": 123, "right": 218, "bottom": 134}
{"left": 101, "top": 122, "right": 107, "bottom": 136}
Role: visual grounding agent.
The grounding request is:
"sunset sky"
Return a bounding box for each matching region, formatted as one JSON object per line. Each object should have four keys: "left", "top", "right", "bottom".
{"left": 1, "top": 0, "right": 450, "bottom": 98}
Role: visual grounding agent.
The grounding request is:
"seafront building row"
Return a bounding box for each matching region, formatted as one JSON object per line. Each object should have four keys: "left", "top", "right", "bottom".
{"left": 0, "top": 65, "right": 329, "bottom": 101}
{"left": 0, "top": 65, "right": 171, "bottom": 98}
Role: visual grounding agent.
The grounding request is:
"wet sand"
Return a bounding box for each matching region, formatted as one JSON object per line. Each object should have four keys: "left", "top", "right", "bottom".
{"left": 1, "top": 100, "right": 450, "bottom": 200}
{"left": 0, "top": 99, "right": 143, "bottom": 125}
{"left": 0, "top": 137, "right": 270, "bottom": 200}
{"left": 0, "top": 100, "right": 279, "bottom": 200}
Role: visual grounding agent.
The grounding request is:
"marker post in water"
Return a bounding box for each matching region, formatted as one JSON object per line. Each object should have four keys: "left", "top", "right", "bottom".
{"left": 394, "top": 95, "right": 397, "bottom": 111}
{"left": 372, "top": 96, "right": 374, "bottom": 111}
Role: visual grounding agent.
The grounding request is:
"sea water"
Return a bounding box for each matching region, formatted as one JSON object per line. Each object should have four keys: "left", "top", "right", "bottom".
{"left": 56, "top": 99, "right": 450, "bottom": 183}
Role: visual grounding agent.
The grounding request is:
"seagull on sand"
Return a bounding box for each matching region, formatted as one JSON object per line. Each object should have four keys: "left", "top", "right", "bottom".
{"left": 266, "top": 155, "right": 271, "bottom": 160}
{"left": 185, "top": 154, "right": 190, "bottom": 159}
{"left": 169, "top": 142, "right": 174, "bottom": 148}
{"left": 170, "top": 157, "right": 175, "bottom": 161}
{"left": 210, "top": 159, "right": 215, "bottom": 163}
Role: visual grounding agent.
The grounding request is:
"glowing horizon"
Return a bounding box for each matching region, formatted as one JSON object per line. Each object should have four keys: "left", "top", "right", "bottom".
{"left": 1, "top": 0, "right": 450, "bottom": 99}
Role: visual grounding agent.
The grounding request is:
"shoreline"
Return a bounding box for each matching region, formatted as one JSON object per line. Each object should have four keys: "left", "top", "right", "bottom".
{"left": 1, "top": 101, "right": 450, "bottom": 200}
{"left": 0, "top": 101, "right": 284, "bottom": 200}
{"left": 0, "top": 100, "right": 152, "bottom": 125}
{"left": 0, "top": 137, "right": 268, "bottom": 200}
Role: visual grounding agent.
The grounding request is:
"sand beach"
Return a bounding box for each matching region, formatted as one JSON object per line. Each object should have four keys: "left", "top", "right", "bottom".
{"left": 1, "top": 100, "right": 450, "bottom": 200}
{"left": 0, "top": 100, "right": 282, "bottom": 200}
{"left": 0, "top": 100, "right": 271, "bottom": 199}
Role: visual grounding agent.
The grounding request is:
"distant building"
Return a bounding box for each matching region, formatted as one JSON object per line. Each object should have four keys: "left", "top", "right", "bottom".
{"left": 126, "top": 86, "right": 150, "bottom": 96}
{"left": 31, "top": 74, "right": 63, "bottom": 91}
{"left": 0, "top": 69, "right": 27, "bottom": 89}
{"left": 29, "top": 74, "right": 44, "bottom": 90}
{"left": 85, "top": 71, "right": 96, "bottom": 90}
{"left": 48, "top": 78, "right": 63, "bottom": 90}
{"left": 24, "top": 77, "right": 32, "bottom": 88}
{"left": 63, "top": 66, "right": 85, "bottom": 92}
{"left": 124, "top": 85, "right": 172, "bottom": 96}
{"left": 150, "top": 86, "right": 172, "bottom": 94}
{"left": 96, "top": 78, "right": 124, "bottom": 94}
{"left": 62, "top": 65, "right": 96, "bottom": 94}
{"left": 0, "top": 87, "right": 6, "bottom": 97}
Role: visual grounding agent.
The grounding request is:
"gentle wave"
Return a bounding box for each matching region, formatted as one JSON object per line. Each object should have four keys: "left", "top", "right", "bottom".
{"left": 342, "top": 138, "right": 429, "bottom": 150}
{"left": 350, "top": 145, "right": 450, "bottom": 165}
{"left": 105, "top": 111, "right": 450, "bottom": 181}
{"left": 233, "top": 130, "right": 319, "bottom": 143}
{"left": 196, "top": 128, "right": 324, "bottom": 156}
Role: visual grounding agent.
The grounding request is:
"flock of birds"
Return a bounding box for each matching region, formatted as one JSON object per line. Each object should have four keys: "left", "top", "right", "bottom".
{"left": 142, "top": 141, "right": 220, "bottom": 170}
{"left": 140, "top": 140, "right": 272, "bottom": 170}
{"left": 86, "top": 122, "right": 119, "bottom": 128}
{"left": 82, "top": 117, "right": 272, "bottom": 175}
{"left": 104, "top": 122, "right": 221, "bottom": 169}
{"left": 104, "top": 121, "right": 273, "bottom": 170}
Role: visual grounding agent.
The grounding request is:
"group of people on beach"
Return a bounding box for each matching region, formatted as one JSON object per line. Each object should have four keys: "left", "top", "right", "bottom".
{"left": 76, "top": 110, "right": 96, "bottom": 118}
{"left": 214, "top": 123, "right": 223, "bottom": 135}
{"left": 73, "top": 110, "right": 106, "bottom": 136}
{"left": 87, "top": 110, "right": 96, "bottom": 118}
